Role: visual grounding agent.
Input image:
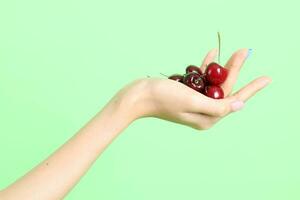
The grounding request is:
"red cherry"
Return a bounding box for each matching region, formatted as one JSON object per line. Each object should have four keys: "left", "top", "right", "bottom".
{"left": 205, "top": 62, "right": 228, "bottom": 85}
{"left": 200, "top": 73, "right": 208, "bottom": 85}
{"left": 183, "top": 72, "right": 205, "bottom": 92}
{"left": 186, "top": 65, "right": 202, "bottom": 75}
{"left": 204, "top": 85, "right": 224, "bottom": 99}
{"left": 169, "top": 74, "right": 184, "bottom": 82}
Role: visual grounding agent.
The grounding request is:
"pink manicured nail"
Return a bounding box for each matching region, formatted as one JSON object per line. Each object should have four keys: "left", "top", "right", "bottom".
{"left": 231, "top": 101, "right": 245, "bottom": 112}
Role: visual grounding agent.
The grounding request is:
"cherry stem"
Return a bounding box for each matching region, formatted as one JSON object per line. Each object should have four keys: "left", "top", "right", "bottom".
{"left": 218, "top": 31, "right": 221, "bottom": 64}
{"left": 159, "top": 73, "right": 169, "bottom": 78}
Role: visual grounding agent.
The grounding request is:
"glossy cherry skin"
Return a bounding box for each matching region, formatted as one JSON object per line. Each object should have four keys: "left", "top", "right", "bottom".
{"left": 200, "top": 73, "right": 208, "bottom": 85}
{"left": 169, "top": 74, "right": 184, "bottom": 82}
{"left": 205, "top": 62, "right": 228, "bottom": 85}
{"left": 183, "top": 72, "right": 205, "bottom": 92}
{"left": 186, "top": 65, "right": 202, "bottom": 75}
{"left": 204, "top": 85, "right": 224, "bottom": 99}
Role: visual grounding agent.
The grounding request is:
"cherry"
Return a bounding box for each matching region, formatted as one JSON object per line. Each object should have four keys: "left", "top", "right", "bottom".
{"left": 186, "top": 65, "right": 202, "bottom": 75}
{"left": 163, "top": 33, "right": 229, "bottom": 100}
{"left": 183, "top": 72, "right": 205, "bottom": 92}
{"left": 200, "top": 73, "right": 208, "bottom": 85}
{"left": 204, "top": 85, "right": 224, "bottom": 99}
{"left": 205, "top": 62, "right": 228, "bottom": 85}
{"left": 168, "top": 74, "right": 184, "bottom": 82}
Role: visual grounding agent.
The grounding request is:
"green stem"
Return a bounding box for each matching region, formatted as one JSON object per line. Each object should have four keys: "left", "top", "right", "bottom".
{"left": 218, "top": 32, "right": 221, "bottom": 64}
{"left": 160, "top": 73, "right": 169, "bottom": 78}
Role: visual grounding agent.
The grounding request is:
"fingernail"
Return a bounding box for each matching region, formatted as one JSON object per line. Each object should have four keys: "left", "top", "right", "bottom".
{"left": 246, "top": 48, "right": 253, "bottom": 59}
{"left": 231, "top": 101, "right": 245, "bottom": 112}
{"left": 262, "top": 77, "right": 272, "bottom": 87}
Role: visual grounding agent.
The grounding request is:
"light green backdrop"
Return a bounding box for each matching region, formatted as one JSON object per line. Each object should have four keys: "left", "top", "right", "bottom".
{"left": 0, "top": 0, "right": 299, "bottom": 199}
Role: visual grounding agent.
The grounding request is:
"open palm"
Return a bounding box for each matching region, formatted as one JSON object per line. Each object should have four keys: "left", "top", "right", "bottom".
{"left": 124, "top": 49, "right": 271, "bottom": 130}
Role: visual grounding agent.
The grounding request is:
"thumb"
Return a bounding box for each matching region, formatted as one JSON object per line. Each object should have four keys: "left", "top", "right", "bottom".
{"left": 192, "top": 96, "right": 244, "bottom": 117}
{"left": 194, "top": 76, "right": 271, "bottom": 117}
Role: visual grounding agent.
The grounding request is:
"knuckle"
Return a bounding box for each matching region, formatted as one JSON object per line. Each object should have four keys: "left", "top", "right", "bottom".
{"left": 216, "top": 105, "right": 228, "bottom": 117}
{"left": 194, "top": 122, "right": 213, "bottom": 130}
{"left": 192, "top": 123, "right": 204, "bottom": 131}
{"left": 194, "top": 125, "right": 203, "bottom": 131}
{"left": 201, "top": 124, "right": 213, "bottom": 130}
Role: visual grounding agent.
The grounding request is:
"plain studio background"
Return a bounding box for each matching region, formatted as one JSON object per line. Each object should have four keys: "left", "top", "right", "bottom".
{"left": 0, "top": 0, "right": 299, "bottom": 199}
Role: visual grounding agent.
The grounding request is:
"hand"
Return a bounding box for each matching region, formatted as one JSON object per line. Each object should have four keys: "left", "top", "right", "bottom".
{"left": 0, "top": 49, "right": 271, "bottom": 200}
{"left": 113, "top": 49, "right": 271, "bottom": 130}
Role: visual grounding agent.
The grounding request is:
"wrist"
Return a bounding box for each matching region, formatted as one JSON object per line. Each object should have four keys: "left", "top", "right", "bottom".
{"left": 115, "top": 78, "right": 151, "bottom": 121}
{"left": 93, "top": 78, "right": 151, "bottom": 137}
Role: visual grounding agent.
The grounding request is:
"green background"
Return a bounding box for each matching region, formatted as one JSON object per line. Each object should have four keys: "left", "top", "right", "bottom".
{"left": 0, "top": 0, "right": 299, "bottom": 199}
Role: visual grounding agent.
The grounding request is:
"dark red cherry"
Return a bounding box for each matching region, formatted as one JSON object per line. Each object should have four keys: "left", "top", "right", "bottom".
{"left": 204, "top": 85, "right": 224, "bottom": 99}
{"left": 183, "top": 72, "right": 205, "bottom": 92}
{"left": 200, "top": 73, "right": 208, "bottom": 85}
{"left": 186, "top": 65, "right": 202, "bottom": 75}
{"left": 205, "top": 62, "right": 228, "bottom": 85}
{"left": 169, "top": 74, "right": 184, "bottom": 82}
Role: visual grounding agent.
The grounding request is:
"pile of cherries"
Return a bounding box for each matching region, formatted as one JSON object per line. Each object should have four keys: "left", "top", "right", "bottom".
{"left": 168, "top": 62, "right": 228, "bottom": 99}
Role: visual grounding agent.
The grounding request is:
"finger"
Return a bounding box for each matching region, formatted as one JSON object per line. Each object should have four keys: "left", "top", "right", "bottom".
{"left": 211, "top": 76, "right": 272, "bottom": 115}
{"left": 200, "top": 48, "right": 218, "bottom": 73}
{"left": 231, "top": 76, "right": 272, "bottom": 102}
{"left": 222, "top": 48, "right": 249, "bottom": 96}
{"left": 189, "top": 76, "right": 271, "bottom": 117}
{"left": 179, "top": 112, "right": 217, "bottom": 130}
{"left": 188, "top": 93, "right": 236, "bottom": 117}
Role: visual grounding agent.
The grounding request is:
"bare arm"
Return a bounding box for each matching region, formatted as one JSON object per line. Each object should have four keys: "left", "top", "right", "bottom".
{"left": 0, "top": 86, "right": 142, "bottom": 200}
{"left": 0, "top": 49, "right": 271, "bottom": 200}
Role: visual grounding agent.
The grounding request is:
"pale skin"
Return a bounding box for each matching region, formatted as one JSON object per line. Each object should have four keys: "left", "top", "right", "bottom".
{"left": 0, "top": 49, "right": 271, "bottom": 200}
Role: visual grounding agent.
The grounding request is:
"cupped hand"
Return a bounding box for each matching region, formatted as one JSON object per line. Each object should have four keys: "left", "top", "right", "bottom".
{"left": 117, "top": 49, "right": 271, "bottom": 130}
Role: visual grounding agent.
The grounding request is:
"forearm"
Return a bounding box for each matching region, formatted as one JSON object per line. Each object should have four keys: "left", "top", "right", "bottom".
{"left": 0, "top": 96, "right": 137, "bottom": 200}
